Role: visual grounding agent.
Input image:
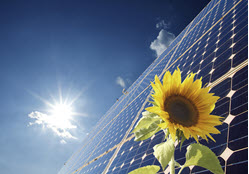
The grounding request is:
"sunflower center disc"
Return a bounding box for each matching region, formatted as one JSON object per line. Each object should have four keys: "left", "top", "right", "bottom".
{"left": 164, "top": 95, "right": 198, "bottom": 127}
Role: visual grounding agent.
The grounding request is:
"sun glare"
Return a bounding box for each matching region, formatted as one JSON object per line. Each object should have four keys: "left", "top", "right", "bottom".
{"left": 28, "top": 87, "right": 88, "bottom": 141}
{"left": 41, "top": 102, "right": 76, "bottom": 130}
{"left": 51, "top": 103, "right": 73, "bottom": 119}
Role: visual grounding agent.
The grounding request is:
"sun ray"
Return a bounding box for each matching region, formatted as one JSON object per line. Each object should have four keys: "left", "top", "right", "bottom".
{"left": 27, "top": 90, "right": 54, "bottom": 108}
{"left": 28, "top": 80, "right": 90, "bottom": 138}
{"left": 69, "top": 84, "right": 92, "bottom": 106}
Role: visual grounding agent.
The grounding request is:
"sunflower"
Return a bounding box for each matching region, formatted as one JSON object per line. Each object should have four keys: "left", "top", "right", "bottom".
{"left": 146, "top": 68, "right": 222, "bottom": 142}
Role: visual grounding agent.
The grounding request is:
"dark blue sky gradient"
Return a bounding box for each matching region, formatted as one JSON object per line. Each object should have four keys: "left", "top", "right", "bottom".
{"left": 0, "top": 0, "right": 210, "bottom": 173}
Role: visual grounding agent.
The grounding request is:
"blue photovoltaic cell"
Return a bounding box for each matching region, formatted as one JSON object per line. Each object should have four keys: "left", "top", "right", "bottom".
{"left": 59, "top": 0, "right": 248, "bottom": 173}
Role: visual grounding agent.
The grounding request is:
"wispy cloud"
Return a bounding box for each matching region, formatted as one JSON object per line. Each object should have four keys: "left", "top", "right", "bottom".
{"left": 156, "top": 20, "right": 171, "bottom": 29}
{"left": 150, "top": 29, "right": 175, "bottom": 57}
{"left": 60, "top": 139, "right": 67, "bottom": 144}
{"left": 116, "top": 76, "right": 126, "bottom": 88}
{"left": 28, "top": 111, "right": 77, "bottom": 141}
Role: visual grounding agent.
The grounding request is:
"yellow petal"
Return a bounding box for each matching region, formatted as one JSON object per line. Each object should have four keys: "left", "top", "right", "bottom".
{"left": 145, "top": 106, "right": 160, "bottom": 114}
{"left": 151, "top": 94, "right": 164, "bottom": 108}
{"left": 172, "top": 68, "right": 181, "bottom": 93}
{"left": 151, "top": 82, "right": 161, "bottom": 95}
{"left": 206, "top": 133, "right": 216, "bottom": 142}
{"left": 189, "top": 129, "right": 199, "bottom": 142}
{"left": 158, "top": 122, "right": 169, "bottom": 129}
{"left": 168, "top": 125, "right": 176, "bottom": 141}
{"left": 155, "top": 75, "right": 164, "bottom": 94}
{"left": 162, "top": 71, "right": 172, "bottom": 93}
{"left": 181, "top": 73, "right": 195, "bottom": 95}
{"left": 182, "top": 127, "right": 191, "bottom": 139}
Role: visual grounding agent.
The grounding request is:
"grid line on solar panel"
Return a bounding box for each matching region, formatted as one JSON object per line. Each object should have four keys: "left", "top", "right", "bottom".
{"left": 66, "top": 137, "right": 135, "bottom": 174}
{"left": 80, "top": 94, "right": 151, "bottom": 169}
{"left": 102, "top": 93, "right": 155, "bottom": 173}
{"left": 58, "top": 0, "right": 247, "bottom": 173}
{"left": 160, "top": 0, "right": 243, "bottom": 77}
{"left": 61, "top": 103, "right": 123, "bottom": 170}
{"left": 65, "top": 97, "right": 152, "bottom": 173}
{"left": 161, "top": 1, "right": 243, "bottom": 77}
{"left": 153, "top": 0, "right": 221, "bottom": 64}
{"left": 88, "top": 102, "right": 145, "bottom": 158}
{"left": 71, "top": 106, "right": 143, "bottom": 171}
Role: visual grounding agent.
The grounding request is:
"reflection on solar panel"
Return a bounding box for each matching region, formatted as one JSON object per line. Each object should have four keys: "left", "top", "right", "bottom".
{"left": 59, "top": 0, "right": 248, "bottom": 173}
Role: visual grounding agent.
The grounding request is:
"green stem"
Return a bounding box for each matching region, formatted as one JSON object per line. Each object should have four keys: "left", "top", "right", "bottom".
{"left": 170, "top": 148, "right": 175, "bottom": 174}
{"left": 163, "top": 129, "right": 167, "bottom": 135}
{"left": 163, "top": 129, "right": 168, "bottom": 138}
{"left": 178, "top": 167, "right": 184, "bottom": 174}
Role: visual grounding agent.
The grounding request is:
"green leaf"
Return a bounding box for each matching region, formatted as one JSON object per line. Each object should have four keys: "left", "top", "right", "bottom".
{"left": 153, "top": 138, "right": 175, "bottom": 170}
{"left": 182, "top": 143, "right": 223, "bottom": 174}
{"left": 128, "top": 165, "right": 160, "bottom": 174}
{"left": 141, "top": 111, "right": 158, "bottom": 117}
{"left": 134, "top": 121, "right": 161, "bottom": 141}
{"left": 174, "top": 161, "right": 181, "bottom": 168}
{"left": 163, "top": 129, "right": 170, "bottom": 140}
{"left": 132, "top": 113, "right": 161, "bottom": 133}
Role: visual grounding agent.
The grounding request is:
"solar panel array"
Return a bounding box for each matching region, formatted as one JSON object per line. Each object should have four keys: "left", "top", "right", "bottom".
{"left": 59, "top": 0, "right": 248, "bottom": 173}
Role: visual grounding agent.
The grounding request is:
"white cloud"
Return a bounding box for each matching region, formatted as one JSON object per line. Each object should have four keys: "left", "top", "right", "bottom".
{"left": 156, "top": 20, "right": 171, "bottom": 29}
{"left": 116, "top": 76, "right": 126, "bottom": 88}
{"left": 28, "top": 111, "right": 77, "bottom": 140}
{"left": 60, "top": 139, "right": 67, "bottom": 144}
{"left": 150, "top": 29, "right": 175, "bottom": 57}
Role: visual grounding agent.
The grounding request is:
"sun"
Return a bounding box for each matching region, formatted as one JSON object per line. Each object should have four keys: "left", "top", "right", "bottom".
{"left": 45, "top": 102, "right": 76, "bottom": 130}
{"left": 28, "top": 87, "right": 89, "bottom": 141}
{"left": 51, "top": 103, "right": 73, "bottom": 119}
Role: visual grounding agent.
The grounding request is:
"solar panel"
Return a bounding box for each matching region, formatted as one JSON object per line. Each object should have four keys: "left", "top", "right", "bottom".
{"left": 59, "top": 0, "right": 248, "bottom": 173}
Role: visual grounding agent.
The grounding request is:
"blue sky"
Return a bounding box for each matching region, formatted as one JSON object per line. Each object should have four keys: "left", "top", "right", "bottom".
{"left": 0, "top": 0, "right": 210, "bottom": 173}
